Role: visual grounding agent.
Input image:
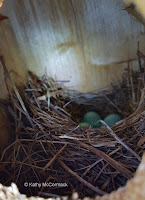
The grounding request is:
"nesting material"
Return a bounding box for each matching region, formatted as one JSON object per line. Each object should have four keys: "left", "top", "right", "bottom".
{"left": 0, "top": 152, "right": 145, "bottom": 200}
{"left": 0, "top": 52, "right": 145, "bottom": 198}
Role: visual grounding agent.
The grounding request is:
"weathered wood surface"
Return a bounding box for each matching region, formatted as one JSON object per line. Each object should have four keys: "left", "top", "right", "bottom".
{"left": 0, "top": 0, "right": 145, "bottom": 98}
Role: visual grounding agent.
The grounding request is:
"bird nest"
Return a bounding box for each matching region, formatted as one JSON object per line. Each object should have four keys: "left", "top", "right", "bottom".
{"left": 0, "top": 52, "right": 144, "bottom": 198}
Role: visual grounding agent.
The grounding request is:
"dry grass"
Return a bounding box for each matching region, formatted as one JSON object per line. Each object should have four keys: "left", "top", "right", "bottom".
{"left": 0, "top": 52, "right": 144, "bottom": 198}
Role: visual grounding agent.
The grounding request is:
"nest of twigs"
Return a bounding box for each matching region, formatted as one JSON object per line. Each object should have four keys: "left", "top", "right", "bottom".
{"left": 0, "top": 51, "right": 145, "bottom": 198}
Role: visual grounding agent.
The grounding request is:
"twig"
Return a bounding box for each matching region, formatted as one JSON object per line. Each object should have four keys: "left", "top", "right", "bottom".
{"left": 76, "top": 141, "right": 133, "bottom": 179}
{"left": 0, "top": 56, "right": 34, "bottom": 128}
{"left": 137, "top": 42, "right": 142, "bottom": 73}
{"left": 43, "top": 144, "right": 67, "bottom": 171}
{"left": 100, "top": 120, "right": 141, "bottom": 161}
{"left": 59, "top": 160, "right": 106, "bottom": 196}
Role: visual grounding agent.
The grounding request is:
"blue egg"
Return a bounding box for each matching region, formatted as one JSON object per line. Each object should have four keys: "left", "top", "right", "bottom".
{"left": 79, "top": 122, "right": 90, "bottom": 127}
{"left": 83, "top": 111, "right": 101, "bottom": 128}
{"left": 103, "top": 114, "right": 121, "bottom": 127}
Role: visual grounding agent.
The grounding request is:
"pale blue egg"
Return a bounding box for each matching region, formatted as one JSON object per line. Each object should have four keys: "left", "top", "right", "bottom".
{"left": 103, "top": 114, "right": 121, "bottom": 127}
{"left": 83, "top": 111, "right": 101, "bottom": 128}
{"left": 79, "top": 122, "right": 90, "bottom": 127}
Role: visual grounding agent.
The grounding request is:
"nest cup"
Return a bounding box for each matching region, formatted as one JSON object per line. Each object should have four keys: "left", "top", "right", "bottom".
{"left": 0, "top": 55, "right": 145, "bottom": 199}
